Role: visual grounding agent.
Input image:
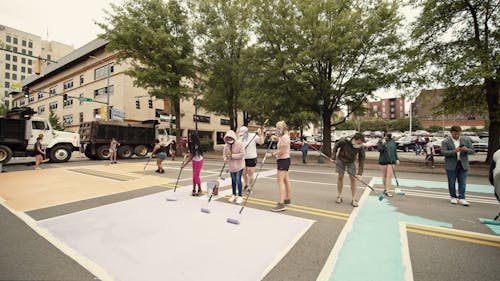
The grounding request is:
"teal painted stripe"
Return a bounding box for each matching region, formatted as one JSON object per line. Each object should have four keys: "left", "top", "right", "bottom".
{"left": 372, "top": 178, "right": 493, "bottom": 194}
{"left": 329, "top": 196, "right": 451, "bottom": 281}
{"left": 480, "top": 218, "right": 500, "bottom": 235}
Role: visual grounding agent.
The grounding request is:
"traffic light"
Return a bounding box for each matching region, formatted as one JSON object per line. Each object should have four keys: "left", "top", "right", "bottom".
{"left": 63, "top": 93, "right": 68, "bottom": 105}
{"left": 136, "top": 100, "right": 140, "bottom": 109}
{"left": 148, "top": 99, "right": 153, "bottom": 108}
{"left": 23, "top": 86, "right": 29, "bottom": 98}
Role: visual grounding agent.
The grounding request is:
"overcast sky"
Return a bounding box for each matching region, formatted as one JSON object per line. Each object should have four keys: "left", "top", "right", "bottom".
{"left": 1, "top": 0, "right": 122, "bottom": 48}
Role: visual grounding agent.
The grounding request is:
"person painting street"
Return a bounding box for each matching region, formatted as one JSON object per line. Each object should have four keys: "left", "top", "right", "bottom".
{"left": 150, "top": 139, "right": 167, "bottom": 173}
{"left": 377, "top": 131, "right": 400, "bottom": 197}
{"left": 424, "top": 137, "right": 435, "bottom": 169}
{"left": 224, "top": 130, "right": 246, "bottom": 204}
{"left": 442, "top": 126, "right": 475, "bottom": 206}
{"left": 182, "top": 132, "right": 204, "bottom": 196}
{"left": 109, "top": 137, "right": 120, "bottom": 164}
{"left": 268, "top": 121, "right": 292, "bottom": 212}
{"left": 331, "top": 133, "right": 366, "bottom": 207}
{"left": 169, "top": 140, "right": 177, "bottom": 161}
{"left": 300, "top": 137, "right": 308, "bottom": 164}
{"left": 238, "top": 126, "right": 264, "bottom": 193}
{"left": 34, "top": 135, "right": 49, "bottom": 170}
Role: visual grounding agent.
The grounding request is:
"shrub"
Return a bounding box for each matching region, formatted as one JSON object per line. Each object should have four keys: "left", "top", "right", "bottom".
{"left": 200, "top": 138, "right": 214, "bottom": 152}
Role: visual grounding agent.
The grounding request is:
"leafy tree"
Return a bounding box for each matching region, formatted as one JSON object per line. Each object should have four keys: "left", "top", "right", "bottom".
{"left": 189, "top": 0, "right": 253, "bottom": 131}
{"left": 97, "top": 0, "right": 195, "bottom": 144}
{"left": 408, "top": 0, "right": 499, "bottom": 162}
{"left": 49, "top": 109, "right": 64, "bottom": 130}
{"left": 252, "top": 0, "right": 403, "bottom": 156}
{"left": 0, "top": 104, "right": 8, "bottom": 117}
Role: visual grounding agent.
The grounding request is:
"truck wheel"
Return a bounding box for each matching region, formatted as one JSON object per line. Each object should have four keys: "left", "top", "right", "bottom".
{"left": 0, "top": 145, "right": 13, "bottom": 164}
{"left": 84, "top": 146, "right": 98, "bottom": 160}
{"left": 118, "top": 145, "right": 133, "bottom": 159}
{"left": 134, "top": 145, "right": 148, "bottom": 157}
{"left": 49, "top": 145, "right": 72, "bottom": 163}
{"left": 96, "top": 145, "right": 111, "bottom": 160}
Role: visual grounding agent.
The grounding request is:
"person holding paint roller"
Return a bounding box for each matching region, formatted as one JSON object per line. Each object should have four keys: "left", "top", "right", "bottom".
{"left": 331, "top": 133, "right": 366, "bottom": 207}
{"left": 267, "top": 121, "right": 292, "bottom": 212}
{"left": 239, "top": 125, "right": 264, "bottom": 193}
{"left": 377, "top": 131, "right": 400, "bottom": 197}
{"left": 223, "top": 130, "right": 246, "bottom": 204}
{"left": 182, "top": 132, "right": 204, "bottom": 196}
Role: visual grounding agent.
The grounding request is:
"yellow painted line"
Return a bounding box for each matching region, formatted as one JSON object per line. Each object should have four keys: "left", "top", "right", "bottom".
{"left": 69, "top": 169, "right": 138, "bottom": 181}
{"left": 223, "top": 196, "right": 349, "bottom": 220}
{"left": 246, "top": 196, "right": 350, "bottom": 218}
{"left": 406, "top": 224, "right": 500, "bottom": 244}
{"left": 407, "top": 229, "right": 500, "bottom": 248}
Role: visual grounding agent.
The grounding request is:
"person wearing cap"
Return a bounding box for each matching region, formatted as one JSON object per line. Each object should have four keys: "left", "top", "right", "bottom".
{"left": 239, "top": 126, "right": 264, "bottom": 193}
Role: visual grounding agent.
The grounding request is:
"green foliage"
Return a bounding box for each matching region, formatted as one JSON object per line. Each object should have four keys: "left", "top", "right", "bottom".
{"left": 199, "top": 138, "right": 214, "bottom": 152}
{"left": 426, "top": 126, "right": 442, "bottom": 133}
{"left": 0, "top": 104, "right": 7, "bottom": 117}
{"left": 49, "top": 109, "right": 64, "bottom": 130}
{"left": 97, "top": 0, "right": 195, "bottom": 144}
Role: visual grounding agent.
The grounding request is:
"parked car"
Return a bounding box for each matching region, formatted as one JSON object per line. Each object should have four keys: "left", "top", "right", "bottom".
{"left": 292, "top": 139, "right": 322, "bottom": 151}
{"left": 364, "top": 138, "right": 380, "bottom": 151}
{"left": 472, "top": 138, "right": 488, "bottom": 152}
{"left": 396, "top": 136, "right": 418, "bottom": 152}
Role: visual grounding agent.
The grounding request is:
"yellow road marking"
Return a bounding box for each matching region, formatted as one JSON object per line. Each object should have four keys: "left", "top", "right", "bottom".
{"left": 406, "top": 224, "right": 500, "bottom": 247}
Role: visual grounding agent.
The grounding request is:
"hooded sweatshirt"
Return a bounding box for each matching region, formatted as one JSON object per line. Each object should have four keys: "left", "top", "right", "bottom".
{"left": 223, "top": 130, "right": 246, "bottom": 172}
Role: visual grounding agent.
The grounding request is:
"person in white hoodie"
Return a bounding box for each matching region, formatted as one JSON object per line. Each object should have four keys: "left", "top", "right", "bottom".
{"left": 223, "top": 130, "right": 246, "bottom": 204}
{"left": 239, "top": 126, "right": 264, "bottom": 193}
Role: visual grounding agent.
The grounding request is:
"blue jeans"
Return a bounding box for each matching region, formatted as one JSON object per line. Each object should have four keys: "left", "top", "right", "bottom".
{"left": 446, "top": 162, "right": 468, "bottom": 199}
{"left": 230, "top": 169, "right": 243, "bottom": 196}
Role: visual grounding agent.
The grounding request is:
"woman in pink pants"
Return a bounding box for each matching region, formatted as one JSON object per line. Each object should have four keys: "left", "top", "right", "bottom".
{"left": 182, "top": 132, "right": 204, "bottom": 196}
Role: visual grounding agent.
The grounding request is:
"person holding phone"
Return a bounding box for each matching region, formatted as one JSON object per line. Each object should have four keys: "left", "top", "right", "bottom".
{"left": 442, "top": 126, "right": 475, "bottom": 206}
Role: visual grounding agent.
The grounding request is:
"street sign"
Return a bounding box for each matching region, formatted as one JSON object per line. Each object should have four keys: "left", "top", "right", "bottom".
{"left": 111, "top": 108, "right": 124, "bottom": 121}
{"left": 79, "top": 97, "right": 93, "bottom": 102}
{"left": 11, "top": 83, "right": 22, "bottom": 89}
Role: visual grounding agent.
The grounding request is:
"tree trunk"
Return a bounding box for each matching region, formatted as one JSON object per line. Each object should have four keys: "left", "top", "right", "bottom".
{"left": 485, "top": 78, "right": 499, "bottom": 163}
{"left": 322, "top": 108, "right": 333, "bottom": 157}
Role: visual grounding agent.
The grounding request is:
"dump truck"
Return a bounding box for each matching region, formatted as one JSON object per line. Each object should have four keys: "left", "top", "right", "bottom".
{"left": 0, "top": 107, "right": 80, "bottom": 164}
{"left": 79, "top": 120, "right": 174, "bottom": 160}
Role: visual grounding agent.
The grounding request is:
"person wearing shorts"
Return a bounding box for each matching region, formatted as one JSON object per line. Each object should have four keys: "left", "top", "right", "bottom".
{"left": 377, "top": 131, "right": 400, "bottom": 197}
{"left": 150, "top": 139, "right": 167, "bottom": 173}
{"left": 268, "top": 121, "right": 291, "bottom": 212}
{"left": 109, "top": 137, "right": 120, "bottom": 164}
{"left": 239, "top": 126, "right": 264, "bottom": 192}
{"left": 331, "top": 133, "right": 366, "bottom": 207}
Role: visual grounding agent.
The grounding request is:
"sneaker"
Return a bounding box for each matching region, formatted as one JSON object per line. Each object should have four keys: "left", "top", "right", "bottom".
{"left": 155, "top": 169, "right": 161, "bottom": 173}
{"left": 458, "top": 199, "right": 470, "bottom": 206}
{"left": 192, "top": 190, "right": 197, "bottom": 196}
{"left": 271, "top": 203, "right": 286, "bottom": 212}
{"left": 159, "top": 169, "right": 165, "bottom": 174}
{"left": 450, "top": 197, "right": 458, "bottom": 204}
{"left": 284, "top": 199, "right": 291, "bottom": 205}
{"left": 236, "top": 196, "right": 243, "bottom": 205}
{"left": 228, "top": 195, "right": 236, "bottom": 203}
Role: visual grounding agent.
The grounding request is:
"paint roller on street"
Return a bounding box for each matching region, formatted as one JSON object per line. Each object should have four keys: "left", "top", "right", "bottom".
{"left": 227, "top": 119, "right": 270, "bottom": 225}
{"left": 200, "top": 163, "right": 226, "bottom": 214}
{"left": 309, "top": 145, "right": 385, "bottom": 201}
{"left": 166, "top": 154, "right": 188, "bottom": 202}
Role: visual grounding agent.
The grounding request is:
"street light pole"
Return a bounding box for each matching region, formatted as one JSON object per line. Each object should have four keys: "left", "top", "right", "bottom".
{"left": 318, "top": 99, "right": 324, "bottom": 164}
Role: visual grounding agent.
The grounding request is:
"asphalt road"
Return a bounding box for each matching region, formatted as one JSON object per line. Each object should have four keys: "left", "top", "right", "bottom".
{"left": 0, "top": 152, "right": 498, "bottom": 281}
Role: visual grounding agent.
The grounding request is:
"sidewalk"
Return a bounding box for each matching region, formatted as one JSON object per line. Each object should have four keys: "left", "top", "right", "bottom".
{"left": 203, "top": 149, "right": 490, "bottom": 177}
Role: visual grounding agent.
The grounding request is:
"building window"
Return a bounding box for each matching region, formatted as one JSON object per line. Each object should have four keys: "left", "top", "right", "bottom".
{"left": 28, "top": 68, "right": 32, "bottom": 74}
{"left": 28, "top": 41, "right": 33, "bottom": 48}
{"left": 63, "top": 79, "right": 74, "bottom": 90}
{"left": 12, "top": 56, "right": 17, "bottom": 62}
{"left": 63, "top": 114, "right": 73, "bottom": 125}
{"left": 12, "top": 65, "right": 17, "bottom": 71}
{"left": 80, "top": 75, "right": 84, "bottom": 85}
{"left": 6, "top": 35, "right": 11, "bottom": 43}
{"left": 4, "top": 82, "right": 10, "bottom": 88}
{"left": 47, "top": 54, "right": 51, "bottom": 61}
{"left": 21, "top": 75, "right": 25, "bottom": 80}
{"left": 12, "top": 74, "right": 17, "bottom": 80}
{"left": 5, "top": 63, "right": 10, "bottom": 70}
{"left": 220, "top": 119, "right": 230, "bottom": 126}
{"left": 21, "top": 57, "right": 26, "bottom": 64}
{"left": 22, "top": 39, "right": 26, "bottom": 47}
{"left": 38, "top": 92, "right": 44, "bottom": 100}
{"left": 193, "top": 115, "right": 210, "bottom": 123}
{"left": 5, "top": 54, "right": 10, "bottom": 61}
{"left": 13, "top": 46, "right": 18, "bottom": 52}
{"left": 13, "top": 37, "right": 18, "bottom": 44}
{"left": 49, "top": 102, "right": 58, "bottom": 110}
{"left": 93, "top": 85, "right": 114, "bottom": 98}
{"left": 38, "top": 106, "right": 45, "bottom": 113}
{"left": 28, "top": 95, "right": 35, "bottom": 103}
{"left": 94, "top": 63, "right": 114, "bottom": 80}
{"left": 21, "top": 49, "right": 26, "bottom": 54}
{"left": 28, "top": 50, "right": 32, "bottom": 56}
{"left": 21, "top": 66, "right": 26, "bottom": 73}
{"left": 79, "top": 112, "right": 84, "bottom": 123}
{"left": 94, "top": 108, "right": 101, "bottom": 116}
{"left": 49, "top": 86, "right": 57, "bottom": 96}
{"left": 28, "top": 59, "right": 32, "bottom": 65}
{"left": 5, "top": 72, "right": 10, "bottom": 79}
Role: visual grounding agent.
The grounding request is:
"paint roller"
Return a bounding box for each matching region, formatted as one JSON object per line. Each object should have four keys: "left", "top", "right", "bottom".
{"left": 166, "top": 154, "right": 188, "bottom": 202}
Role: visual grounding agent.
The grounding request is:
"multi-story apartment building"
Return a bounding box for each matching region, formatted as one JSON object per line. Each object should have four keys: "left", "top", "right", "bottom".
{"left": 12, "top": 38, "right": 240, "bottom": 144}
{"left": 0, "top": 24, "right": 74, "bottom": 107}
{"left": 413, "top": 89, "right": 486, "bottom": 129}
{"left": 360, "top": 97, "right": 405, "bottom": 120}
